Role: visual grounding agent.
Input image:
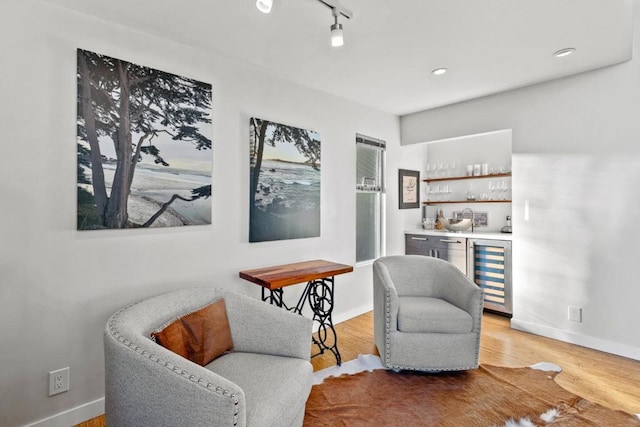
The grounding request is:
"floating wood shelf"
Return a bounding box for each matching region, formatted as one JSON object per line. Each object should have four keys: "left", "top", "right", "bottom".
{"left": 423, "top": 200, "right": 512, "bottom": 205}
{"left": 423, "top": 173, "right": 511, "bottom": 183}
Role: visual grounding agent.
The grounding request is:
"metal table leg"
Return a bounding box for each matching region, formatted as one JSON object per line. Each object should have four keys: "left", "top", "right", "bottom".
{"left": 306, "top": 277, "right": 341, "bottom": 366}
{"left": 261, "top": 277, "right": 341, "bottom": 366}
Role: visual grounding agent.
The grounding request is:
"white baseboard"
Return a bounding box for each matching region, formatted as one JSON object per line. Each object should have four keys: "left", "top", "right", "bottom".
{"left": 23, "top": 398, "right": 104, "bottom": 427}
{"left": 511, "top": 318, "right": 640, "bottom": 361}
{"left": 332, "top": 304, "right": 372, "bottom": 325}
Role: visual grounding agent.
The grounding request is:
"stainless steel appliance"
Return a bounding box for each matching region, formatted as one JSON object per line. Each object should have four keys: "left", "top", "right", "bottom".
{"left": 405, "top": 234, "right": 467, "bottom": 276}
{"left": 467, "top": 238, "right": 512, "bottom": 316}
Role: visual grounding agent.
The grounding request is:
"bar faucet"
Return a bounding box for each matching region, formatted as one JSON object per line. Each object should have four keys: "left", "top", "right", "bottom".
{"left": 460, "top": 207, "right": 475, "bottom": 232}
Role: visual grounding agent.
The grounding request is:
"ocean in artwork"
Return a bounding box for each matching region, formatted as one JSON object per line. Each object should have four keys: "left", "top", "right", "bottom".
{"left": 249, "top": 118, "right": 321, "bottom": 242}
{"left": 254, "top": 159, "right": 320, "bottom": 213}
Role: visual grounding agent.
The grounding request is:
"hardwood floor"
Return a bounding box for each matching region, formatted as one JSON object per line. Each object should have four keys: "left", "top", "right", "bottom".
{"left": 75, "top": 312, "right": 640, "bottom": 426}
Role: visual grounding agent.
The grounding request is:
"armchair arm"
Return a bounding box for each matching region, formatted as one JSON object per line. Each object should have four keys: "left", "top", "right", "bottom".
{"left": 224, "top": 292, "right": 313, "bottom": 360}
{"left": 373, "top": 260, "right": 400, "bottom": 364}
{"left": 373, "top": 260, "right": 399, "bottom": 331}
{"left": 437, "top": 263, "right": 484, "bottom": 333}
{"left": 105, "top": 307, "right": 247, "bottom": 427}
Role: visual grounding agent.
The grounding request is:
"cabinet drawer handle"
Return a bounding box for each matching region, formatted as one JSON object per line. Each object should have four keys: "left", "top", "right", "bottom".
{"left": 440, "top": 239, "right": 461, "bottom": 243}
{"left": 411, "top": 237, "right": 427, "bottom": 241}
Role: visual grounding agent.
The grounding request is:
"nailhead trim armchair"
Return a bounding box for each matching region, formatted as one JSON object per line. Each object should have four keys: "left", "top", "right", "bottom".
{"left": 104, "top": 288, "right": 313, "bottom": 426}
{"left": 373, "top": 255, "right": 483, "bottom": 371}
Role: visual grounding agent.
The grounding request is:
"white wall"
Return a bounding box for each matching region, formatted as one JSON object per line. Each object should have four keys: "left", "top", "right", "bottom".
{"left": 385, "top": 141, "right": 429, "bottom": 255}
{"left": 0, "top": 1, "right": 402, "bottom": 425}
{"left": 400, "top": 0, "right": 640, "bottom": 361}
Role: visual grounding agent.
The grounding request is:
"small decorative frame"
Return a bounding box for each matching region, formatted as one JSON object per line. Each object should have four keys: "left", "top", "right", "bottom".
{"left": 398, "top": 169, "right": 420, "bottom": 209}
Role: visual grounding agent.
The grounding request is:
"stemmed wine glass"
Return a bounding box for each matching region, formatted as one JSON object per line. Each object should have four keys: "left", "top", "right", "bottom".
{"left": 429, "top": 185, "right": 439, "bottom": 202}
{"left": 503, "top": 180, "right": 511, "bottom": 200}
{"left": 442, "top": 184, "right": 450, "bottom": 201}
{"left": 499, "top": 180, "right": 508, "bottom": 200}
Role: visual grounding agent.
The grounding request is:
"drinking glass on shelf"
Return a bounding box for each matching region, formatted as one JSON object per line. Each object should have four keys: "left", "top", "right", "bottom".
{"left": 499, "top": 180, "right": 508, "bottom": 200}
{"left": 449, "top": 162, "right": 457, "bottom": 177}
{"left": 504, "top": 181, "right": 511, "bottom": 200}
{"left": 488, "top": 181, "right": 495, "bottom": 200}
{"left": 431, "top": 185, "right": 440, "bottom": 201}
{"left": 442, "top": 184, "right": 450, "bottom": 201}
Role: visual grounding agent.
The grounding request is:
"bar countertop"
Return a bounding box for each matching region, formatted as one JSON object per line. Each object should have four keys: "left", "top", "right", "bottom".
{"left": 405, "top": 229, "right": 513, "bottom": 241}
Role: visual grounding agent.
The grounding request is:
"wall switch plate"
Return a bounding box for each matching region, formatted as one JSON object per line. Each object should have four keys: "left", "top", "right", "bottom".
{"left": 568, "top": 306, "right": 582, "bottom": 323}
{"left": 49, "top": 367, "right": 70, "bottom": 396}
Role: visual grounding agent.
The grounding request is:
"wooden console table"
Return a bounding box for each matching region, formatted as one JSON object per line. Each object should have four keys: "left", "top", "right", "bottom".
{"left": 239, "top": 259, "right": 353, "bottom": 366}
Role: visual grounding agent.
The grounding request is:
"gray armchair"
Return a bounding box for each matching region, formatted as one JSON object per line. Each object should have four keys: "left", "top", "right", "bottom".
{"left": 104, "top": 288, "right": 313, "bottom": 427}
{"left": 373, "top": 255, "right": 483, "bottom": 371}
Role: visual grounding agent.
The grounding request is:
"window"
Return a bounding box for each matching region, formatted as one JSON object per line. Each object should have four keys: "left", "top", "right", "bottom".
{"left": 356, "top": 134, "right": 385, "bottom": 263}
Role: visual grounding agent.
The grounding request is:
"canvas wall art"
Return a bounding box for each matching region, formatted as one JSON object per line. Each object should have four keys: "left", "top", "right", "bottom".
{"left": 76, "top": 49, "right": 213, "bottom": 230}
{"left": 249, "top": 118, "right": 321, "bottom": 242}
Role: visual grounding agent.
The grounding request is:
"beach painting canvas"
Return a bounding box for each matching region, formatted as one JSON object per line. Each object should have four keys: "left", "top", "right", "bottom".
{"left": 249, "top": 118, "right": 321, "bottom": 242}
{"left": 76, "top": 49, "right": 212, "bottom": 230}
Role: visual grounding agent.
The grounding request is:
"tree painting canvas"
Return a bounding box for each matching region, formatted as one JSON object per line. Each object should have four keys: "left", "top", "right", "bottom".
{"left": 250, "top": 118, "right": 321, "bottom": 242}
{"left": 77, "top": 49, "right": 212, "bottom": 230}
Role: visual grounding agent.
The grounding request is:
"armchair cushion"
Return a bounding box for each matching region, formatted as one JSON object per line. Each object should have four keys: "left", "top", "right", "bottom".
{"left": 397, "top": 296, "right": 473, "bottom": 334}
{"left": 151, "top": 298, "right": 234, "bottom": 366}
{"left": 206, "top": 352, "right": 312, "bottom": 426}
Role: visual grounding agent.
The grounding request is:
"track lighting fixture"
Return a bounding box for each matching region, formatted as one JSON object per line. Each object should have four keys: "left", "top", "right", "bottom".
{"left": 258, "top": 0, "right": 353, "bottom": 47}
{"left": 330, "top": 8, "right": 344, "bottom": 47}
{"left": 256, "top": 0, "right": 273, "bottom": 14}
{"left": 318, "top": 0, "right": 352, "bottom": 47}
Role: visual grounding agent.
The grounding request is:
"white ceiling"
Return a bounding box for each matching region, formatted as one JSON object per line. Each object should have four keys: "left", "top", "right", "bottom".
{"left": 49, "top": 0, "right": 633, "bottom": 116}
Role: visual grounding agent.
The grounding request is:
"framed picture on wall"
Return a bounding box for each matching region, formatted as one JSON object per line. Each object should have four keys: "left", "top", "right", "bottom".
{"left": 76, "top": 49, "right": 213, "bottom": 230}
{"left": 398, "top": 169, "right": 420, "bottom": 209}
{"left": 249, "top": 117, "right": 321, "bottom": 242}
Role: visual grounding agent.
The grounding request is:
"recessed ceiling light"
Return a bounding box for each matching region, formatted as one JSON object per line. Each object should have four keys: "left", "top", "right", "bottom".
{"left": 256, "top": 0, "right": 273, "bottom": 14}
{"left": 432, "top": 68, "right": 447, "bottom": 76}
{"left": 553, "top": 48, "right": 576, "bottom": 58}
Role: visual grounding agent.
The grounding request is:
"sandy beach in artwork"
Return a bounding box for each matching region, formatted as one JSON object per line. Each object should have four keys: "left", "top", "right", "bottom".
{"left": 82, "top": 163, "right": 211, "bottom": 227}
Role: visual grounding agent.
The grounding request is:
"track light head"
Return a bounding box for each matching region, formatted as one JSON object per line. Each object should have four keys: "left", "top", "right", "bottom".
{"left": 330, "top": 7, "right": 344, "bottom": 47}
{"left": 331, "top": 22, "right": 344, "bottom": 47}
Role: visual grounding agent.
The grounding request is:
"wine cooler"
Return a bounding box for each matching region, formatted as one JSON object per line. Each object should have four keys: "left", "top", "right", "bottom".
{"left": 467, "top": 239, "right": 512, "bottom": 316}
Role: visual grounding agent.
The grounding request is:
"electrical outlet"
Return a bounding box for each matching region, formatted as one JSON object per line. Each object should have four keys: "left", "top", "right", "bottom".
{"left": 48, "top": 367, "right": 70, "bottom": 396}
{"left": 568, "top": 306, "right": 582, "bottom": 323}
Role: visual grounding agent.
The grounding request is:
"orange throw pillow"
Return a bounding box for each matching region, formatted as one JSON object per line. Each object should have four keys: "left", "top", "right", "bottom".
{"left": 151, "top": 299, "right": 234, "bottom": 366}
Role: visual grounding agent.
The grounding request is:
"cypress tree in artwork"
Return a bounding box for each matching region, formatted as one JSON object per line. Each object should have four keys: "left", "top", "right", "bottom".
{"left": 77, "top": 49, "right": 212, "bottom": 229}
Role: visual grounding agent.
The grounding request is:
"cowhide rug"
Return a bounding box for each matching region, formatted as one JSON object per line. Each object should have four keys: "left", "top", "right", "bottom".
{"left": 304, "top": 355, "right": 640, "bottom": 426}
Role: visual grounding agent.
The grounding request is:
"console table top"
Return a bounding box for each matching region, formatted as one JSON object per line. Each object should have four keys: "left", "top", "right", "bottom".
{"left": 239, "top": 259, "right": 353, "bottom": 290}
